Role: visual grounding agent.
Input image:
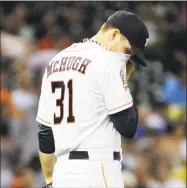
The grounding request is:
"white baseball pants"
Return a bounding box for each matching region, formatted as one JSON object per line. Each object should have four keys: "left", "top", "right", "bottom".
{"left": 52, "top": 150, "right": 124, "bottom": 188}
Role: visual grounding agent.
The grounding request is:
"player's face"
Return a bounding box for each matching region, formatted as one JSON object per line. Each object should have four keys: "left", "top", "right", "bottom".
{"left": 107, "top": 29, "right": 134, "bottom": 56}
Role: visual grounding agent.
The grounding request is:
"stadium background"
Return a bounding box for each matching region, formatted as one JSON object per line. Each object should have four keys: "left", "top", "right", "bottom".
{"left": 0, "top": 1, "right": 186, "bottom": 188}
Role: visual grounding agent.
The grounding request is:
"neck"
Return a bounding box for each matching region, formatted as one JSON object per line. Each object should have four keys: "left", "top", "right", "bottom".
{"left": 94, "top": 32, "right": 109, "bottom": 49}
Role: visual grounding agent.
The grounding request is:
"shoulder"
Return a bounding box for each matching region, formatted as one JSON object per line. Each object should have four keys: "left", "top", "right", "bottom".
{"left": 102, "top": 51, "right": 126, "bottom": 79}
{"left": 102, "top": 50, "right": 126, "bottom": 69}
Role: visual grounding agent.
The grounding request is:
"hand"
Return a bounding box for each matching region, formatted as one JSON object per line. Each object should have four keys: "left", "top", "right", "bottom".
{"left": 42, "top": 183, "right": 53, "bottom": 188}
{"left": 46, "top": 177, "right": 53, "bottom": 184}
{"left": 125, "top": 61, "right": 134, "bottom": 84}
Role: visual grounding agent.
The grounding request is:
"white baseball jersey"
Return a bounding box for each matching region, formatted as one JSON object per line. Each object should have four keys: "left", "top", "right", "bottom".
{"left": 36, "top": 40, "right": 133, "bottom": 157}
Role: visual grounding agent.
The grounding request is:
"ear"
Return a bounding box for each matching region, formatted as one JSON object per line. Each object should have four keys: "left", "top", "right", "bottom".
{"left": 112, "top": 29, "right": 120, "bottom": 38}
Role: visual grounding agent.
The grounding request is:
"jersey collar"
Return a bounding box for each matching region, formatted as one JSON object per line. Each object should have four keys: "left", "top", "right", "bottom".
{"left": 83, "top": 37, "right": 131, "bottom": 61}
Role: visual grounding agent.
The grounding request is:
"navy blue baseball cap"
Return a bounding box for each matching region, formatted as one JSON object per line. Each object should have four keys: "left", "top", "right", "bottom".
{"left": 107, "top": 10, "right": 149, "bottom": 66}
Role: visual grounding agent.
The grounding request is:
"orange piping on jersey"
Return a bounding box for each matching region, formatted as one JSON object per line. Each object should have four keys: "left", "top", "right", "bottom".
{"left": 36, "top": 117, "right": 51, "bottom": 125}
{"left": 101, "top": 163, "right": 108, "bottom": 188}
{"left": 108, "top": 101, "right": 133, "bottom": 113}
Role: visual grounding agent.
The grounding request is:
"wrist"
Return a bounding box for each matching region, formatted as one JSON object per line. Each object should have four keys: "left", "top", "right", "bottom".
{"left": 46, "top": 178, "right": 53, "bottom": 184}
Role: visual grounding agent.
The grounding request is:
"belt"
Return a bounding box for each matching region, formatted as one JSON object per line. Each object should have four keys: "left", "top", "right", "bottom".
{"left": 69, "top": 151, "right": 121, "bottom": 161}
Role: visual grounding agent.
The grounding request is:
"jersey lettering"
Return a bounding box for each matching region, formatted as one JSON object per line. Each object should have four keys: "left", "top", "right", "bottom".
{"left": 51, "top": 81, "right": 65, "bottom": 124}
{"left": 47, "top": 56, "right": 91, "bottom": 78}
{"left": 51, "top": 80, "right": 75, "bottom": 125}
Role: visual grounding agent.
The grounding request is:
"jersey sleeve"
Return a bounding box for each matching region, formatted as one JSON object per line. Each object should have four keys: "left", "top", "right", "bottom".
{"left": 103, "top": 58, "right": 133, "bottom": 115}
{"left": 36, "top": 71, "right": 52, "bottom": 127}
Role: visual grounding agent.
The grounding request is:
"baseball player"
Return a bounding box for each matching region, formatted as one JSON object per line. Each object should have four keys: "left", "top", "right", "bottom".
{"left": 36, "top": 10, "right": 149, "bottom": 188}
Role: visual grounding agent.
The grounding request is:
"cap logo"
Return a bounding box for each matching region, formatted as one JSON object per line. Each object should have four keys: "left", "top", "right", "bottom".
{"left": 145, "top": 38, "right": 149, "bottom": 47}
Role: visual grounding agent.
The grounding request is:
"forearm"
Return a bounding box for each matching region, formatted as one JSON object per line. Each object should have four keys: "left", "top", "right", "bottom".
{"left": 39, "top": 151, "right": 56, "bottom": 184}
{"left": 38, "top": 123, "right": 56, "bottom": 184}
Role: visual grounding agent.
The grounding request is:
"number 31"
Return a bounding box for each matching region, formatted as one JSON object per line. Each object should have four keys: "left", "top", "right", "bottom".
{"left": 51, "top": 80, "right": 75, "bottom": 125}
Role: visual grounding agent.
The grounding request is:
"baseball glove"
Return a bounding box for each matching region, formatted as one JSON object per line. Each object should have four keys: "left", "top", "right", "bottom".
{"left": 42, "top": 183, "right": 53, "bottom": 188}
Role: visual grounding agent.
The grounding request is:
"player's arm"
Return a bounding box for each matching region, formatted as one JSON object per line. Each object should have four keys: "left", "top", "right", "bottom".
{"left": 103, "top": 58, "right": 138, "bottom": 138}
{"left": 38, "top": 123, "right": 56, "bottom": 184}
{"left": 110, "top": 61, "right": 138, "bottom": 138}
{"left": 36, "top": 71, "right": 55, "bottom": 185}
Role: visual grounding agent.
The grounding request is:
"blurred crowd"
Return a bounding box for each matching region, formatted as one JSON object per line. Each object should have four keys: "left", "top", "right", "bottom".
{"left": 0, "top": 2, "right": 186, "bottom": 188}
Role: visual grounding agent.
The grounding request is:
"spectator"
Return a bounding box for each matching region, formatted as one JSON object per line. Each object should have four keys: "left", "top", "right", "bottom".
{"left": 161, "top": 69, "right": 186, "bottom": 105}
{"left": 11, "top": 165, "right": 33, "bottom": 188}
{"left": 146, "top": 154, "right": 185, "bottom": 188}
{"left": 1, "top": 31, "right": 31, "bottom": 59}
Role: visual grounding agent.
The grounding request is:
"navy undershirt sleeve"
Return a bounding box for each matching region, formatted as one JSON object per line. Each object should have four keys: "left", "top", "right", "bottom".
{"left": 110, "top": 104, "right": 138, "bottom": 138}
{"left": 38, "top": 123, "right": 55, "bottom": 154}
